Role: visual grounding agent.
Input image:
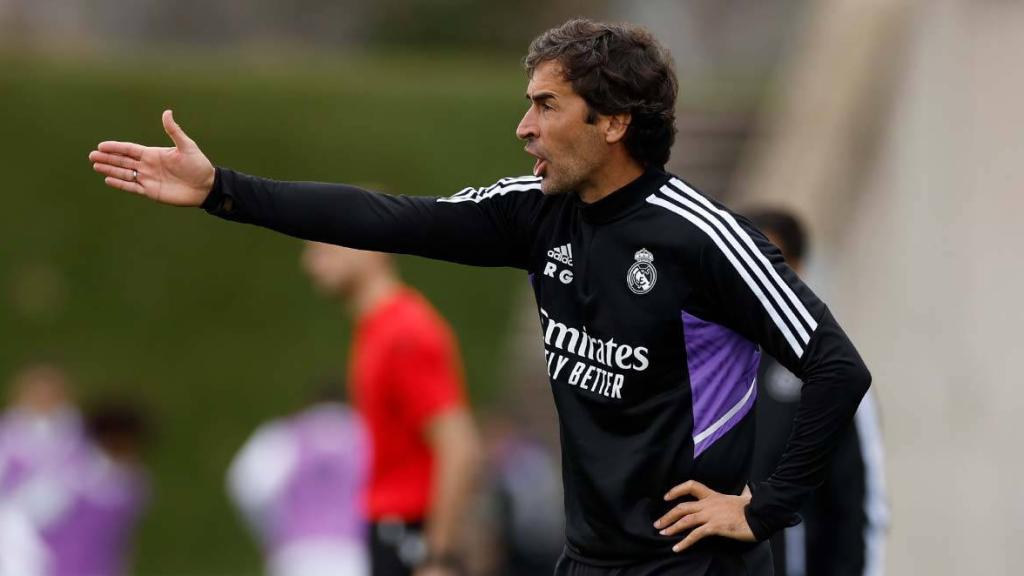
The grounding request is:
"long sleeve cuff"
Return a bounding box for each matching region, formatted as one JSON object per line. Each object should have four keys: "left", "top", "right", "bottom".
{"left": 201, "top": 167, "right": 228, "bottom": 213}
{"left": 744, "top": 481, "right": 803, "bottom": 541}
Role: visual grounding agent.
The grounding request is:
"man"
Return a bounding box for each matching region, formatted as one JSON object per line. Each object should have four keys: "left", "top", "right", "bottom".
{"left": 48, "top": 400, "right": 150, "bottom": 576}
{"left": 227, "top": 384, "right": 371, "bottom": 576}
{"left": 304, "top": 242, "right": 482, "bottom": 576}
{"left": 88, "top": 18, "right": 871, "bottom": 575}
{"left": 0, "top": 363, "right": 83, "bottom": 576}
{"left": 746, "top": 209, "right": 888, "bottom": 576}
{"left": 481, "top": 415, "right": 564, "bottom": 576}
{"left": 77, "top": 400, "right": 150, "bottom": 576}
{"left": 0, "top": 365, "right": 149, "bottom": 576}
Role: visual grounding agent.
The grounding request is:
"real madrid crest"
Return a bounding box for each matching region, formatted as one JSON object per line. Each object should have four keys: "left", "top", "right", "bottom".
{"left": 626, "top": 248, "right": 657, "bottom": 295}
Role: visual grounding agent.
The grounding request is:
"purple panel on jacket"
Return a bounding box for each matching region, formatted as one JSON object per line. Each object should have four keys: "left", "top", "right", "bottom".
{"left": 682, "top": 311, "right": 760, "bottom": 457}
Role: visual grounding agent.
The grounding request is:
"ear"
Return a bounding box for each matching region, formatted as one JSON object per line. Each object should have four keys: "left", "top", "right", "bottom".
{"left": 604, "top": 112, "right": 631, "bottom": 144}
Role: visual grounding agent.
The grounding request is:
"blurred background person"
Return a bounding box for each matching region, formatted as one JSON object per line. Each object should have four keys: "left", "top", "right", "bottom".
{"left": 301, "top": 242, "right": 482, "bottom": 576}
{"left": 227, "top": 381, "right": 370, "bottom": 576}
{"left": 746, "top": 209, "right": 888, "bottom": 576}
{"left": 0, "top": 364, "right": 151, "bottom": 576}
{"left": 0, "top": 362, "right": 78, "bottom": 576}
{"left": 0, "top": 364, "right": 83, "bottom": 497}
{"left": 477, "top": 413, "right": 563, "bottom": 576}
{"left": 74, "top": 399, "right": 150, "bottom": 576}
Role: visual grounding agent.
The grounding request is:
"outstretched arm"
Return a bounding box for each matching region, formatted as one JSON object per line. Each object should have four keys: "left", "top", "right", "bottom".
{"left": 89, "top": 112, "right": 548, "bottom": 269}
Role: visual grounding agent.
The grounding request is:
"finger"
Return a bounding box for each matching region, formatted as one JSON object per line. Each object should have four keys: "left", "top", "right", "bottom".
{"left": 654, "top": 501, "right": 701, "bottom": 530}
{"left": 162, "top": 109, "right": 195, "bottom": 151}
{"left": 664, "top": 480, "right": 713, "bottom": 501}
{"left": 673, "top": 525, "right": 712, "bottom": 553}
{"left": 88, "top": 151, "right": 138, "bottom": 171}
{"left": 661, "top": 511, "right": 706, "bottom": 537}
{"left": 103, "top": 176, "right": 145, "bottom": 196}
{"left": 97, "top": 141, "right": 145, "bottom": 159}
{"left": 92, "top": 162, "right": 138, "bottom": 183}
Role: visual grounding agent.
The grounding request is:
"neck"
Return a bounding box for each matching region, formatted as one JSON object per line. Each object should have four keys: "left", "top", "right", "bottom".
{"left": 349, "top": 271, "right": 402, "bottom": 318}
{"left": 577, "top": 155, "right": 645, "bottom": 204}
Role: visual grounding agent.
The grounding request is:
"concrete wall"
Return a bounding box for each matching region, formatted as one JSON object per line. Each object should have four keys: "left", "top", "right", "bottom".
{"left": 737, "top": 0, "right": 1024, "bottom": 572}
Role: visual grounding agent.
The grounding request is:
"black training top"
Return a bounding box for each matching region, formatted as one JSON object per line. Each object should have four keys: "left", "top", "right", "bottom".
{"left": 202, "top": 166, "right": 871, "bottom": 566}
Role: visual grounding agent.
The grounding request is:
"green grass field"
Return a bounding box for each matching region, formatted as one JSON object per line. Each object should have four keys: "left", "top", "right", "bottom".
{"left": 0, "top": 50, "right": 532, "bottom": 575}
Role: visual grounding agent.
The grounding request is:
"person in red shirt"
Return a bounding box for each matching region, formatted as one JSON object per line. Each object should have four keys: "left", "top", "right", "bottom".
{"left": 302, "top": 241, "right": 482, "bottom": 576}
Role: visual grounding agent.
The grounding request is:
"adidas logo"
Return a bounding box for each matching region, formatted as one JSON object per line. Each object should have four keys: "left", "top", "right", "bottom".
{"left": 547, "top": 243, "right": 574, "bottom": 266}
{"left": 543, "top": 243, "right": 575, "bottom": 285}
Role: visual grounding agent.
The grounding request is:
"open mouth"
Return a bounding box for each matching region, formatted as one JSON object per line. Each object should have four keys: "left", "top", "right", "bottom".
{"left": 533, "top": 157, "right": 548, "bottom": 177}
{"left": 526, "top": 147, "right": 548, "bottom": 177}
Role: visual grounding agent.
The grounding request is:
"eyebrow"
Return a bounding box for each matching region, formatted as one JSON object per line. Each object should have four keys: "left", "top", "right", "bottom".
{"left": 526, "top": 91, "right": 558, "bottom": 104}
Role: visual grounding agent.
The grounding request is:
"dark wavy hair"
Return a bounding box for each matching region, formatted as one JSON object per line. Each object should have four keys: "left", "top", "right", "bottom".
{"left": 524, "top": 18, "right": 678, "bottom": 168}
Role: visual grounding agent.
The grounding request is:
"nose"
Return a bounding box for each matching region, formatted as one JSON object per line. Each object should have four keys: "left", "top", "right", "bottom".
{"left": 516, "top": 106, "right": 538, "bottom": 141}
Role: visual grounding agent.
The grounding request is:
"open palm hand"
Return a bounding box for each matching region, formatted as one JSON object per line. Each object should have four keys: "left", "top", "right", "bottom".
{"left": 88, "top": 110, "right": 215, "bottom": 207}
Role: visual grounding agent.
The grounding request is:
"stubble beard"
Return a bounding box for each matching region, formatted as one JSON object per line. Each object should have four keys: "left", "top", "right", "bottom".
{"left": 540, "top": 173, "right": 571, "bottom": 196}
{"left": 539, "top": 125, "right": 608, "bottom": 197}
{"left": 539, "top": 154, "right": 599, "bottom": 197}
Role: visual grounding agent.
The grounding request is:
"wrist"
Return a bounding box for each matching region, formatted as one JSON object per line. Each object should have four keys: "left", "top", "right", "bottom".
{"left": 200, "top": 165, "right": 216, "bottom": 198}
{"left": 204, "top": 165, "right": 215, "bottom": 189}
{"left": 200, "top": 167, "right": 224, "bottom": 211}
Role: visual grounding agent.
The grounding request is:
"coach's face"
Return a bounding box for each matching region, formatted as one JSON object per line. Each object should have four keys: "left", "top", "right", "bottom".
{"left": 516, "top": 60, "right": 610, "bottom": 196}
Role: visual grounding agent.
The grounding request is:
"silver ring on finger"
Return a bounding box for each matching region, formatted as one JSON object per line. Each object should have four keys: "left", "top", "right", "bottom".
{"left": 131, "top": 169, "right": 138, "bottom": 182}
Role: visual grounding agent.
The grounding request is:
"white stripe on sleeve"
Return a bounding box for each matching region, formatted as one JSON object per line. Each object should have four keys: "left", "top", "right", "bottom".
{"left": 668, "top": 178, "right": 818, "bottom": 334}
{"left": 646, "top": 194, "right": 805, "bottom": 357}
